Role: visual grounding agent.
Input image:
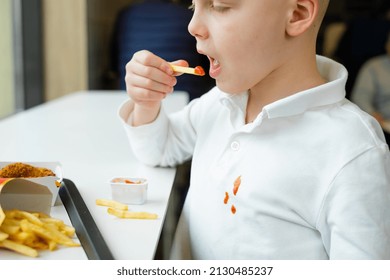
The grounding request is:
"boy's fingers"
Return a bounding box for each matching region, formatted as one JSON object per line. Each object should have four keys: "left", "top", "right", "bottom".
{"left": 128, "top": 74, "right": 175, "bottom": 95}
{"left": 128, "top": 52, "right": 176, "bottom": 87}
{"left": 130, "top": 87, "right": 168, "bottom": 103}
{"left": 134, "top": 50, "right": 174, "bottom": 75}
{"left": 170, "top": 60, "right": 189, "bottom": 67}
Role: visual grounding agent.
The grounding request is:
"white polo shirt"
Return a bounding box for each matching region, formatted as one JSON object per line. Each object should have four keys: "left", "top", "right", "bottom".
{"left": 119, "top": 56, "right": 390, "bottom": 259}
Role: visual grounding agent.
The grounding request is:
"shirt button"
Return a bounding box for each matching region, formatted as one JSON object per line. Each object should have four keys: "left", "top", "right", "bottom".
{"left": 230, "top": 141, "right": 240, "bottom": 151}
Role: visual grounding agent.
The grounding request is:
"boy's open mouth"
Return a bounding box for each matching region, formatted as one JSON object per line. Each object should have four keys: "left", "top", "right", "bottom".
{"left": 208, "top": 56, "right": 221, "bottom": 78}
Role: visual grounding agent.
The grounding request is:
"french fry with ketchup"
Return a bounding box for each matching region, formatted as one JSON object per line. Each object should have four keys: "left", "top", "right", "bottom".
{"left": 170, "top": 64, "right": 205, "bottom": 76}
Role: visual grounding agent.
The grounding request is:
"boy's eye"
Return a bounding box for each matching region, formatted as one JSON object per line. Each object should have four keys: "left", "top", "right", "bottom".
{"left": 209, "top": 2, "right": 230, "bottom": 13}
{"left": 188, "top": 1, "right": 230, "bottom": 13}
{"left": 212, "top": 6, "right": 229, "bottom": 12}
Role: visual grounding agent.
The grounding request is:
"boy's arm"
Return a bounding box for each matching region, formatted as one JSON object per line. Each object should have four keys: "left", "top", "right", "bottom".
{"left": 132, "top": 104, "right": 161, "bottom": 127}
{"left": 317, "top": 145, "right": 390, "bottom": 259}
{"left": 120, "top": 99, "right": 161, "bottom": 127}
{"left": 118, "top": 99, "right": 170, "bottom": 166}
{"left": 118, "top": 97, "right": 198, "bottom": 167}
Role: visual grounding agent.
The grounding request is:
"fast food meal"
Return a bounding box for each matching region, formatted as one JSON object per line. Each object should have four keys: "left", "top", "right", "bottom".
{"left": 96, "top": 198, "right": 158, "bottom": 220}
{"left": 0, "top": 162, "right": 55, "bottom": 178}
{"left": 0, "top": 209, "right": 79, "bottom": 257}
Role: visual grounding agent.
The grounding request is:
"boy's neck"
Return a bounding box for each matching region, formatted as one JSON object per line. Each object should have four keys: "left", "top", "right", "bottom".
{"left": 245, "top": 56, "right": 326, "bottom": 124}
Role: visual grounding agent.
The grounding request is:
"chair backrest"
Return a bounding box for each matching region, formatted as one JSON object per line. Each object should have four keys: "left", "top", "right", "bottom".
{"left": 112, "top": 0, "right": 214, "bottom": 99}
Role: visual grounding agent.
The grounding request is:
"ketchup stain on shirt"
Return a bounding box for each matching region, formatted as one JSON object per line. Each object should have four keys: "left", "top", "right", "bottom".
{"left": 224, "top": 192, "right": 229, "bottom": 204}
{"left": 224, "top": 175, "right": 242, "bottom": 215}
{"left": 233, "top": 175, "right": 241, "bottom": 195}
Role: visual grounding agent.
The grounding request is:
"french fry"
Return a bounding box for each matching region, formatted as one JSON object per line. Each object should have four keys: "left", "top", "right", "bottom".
{"left": 170, "top": 64, "right": 205, "bottom": 76}
{"left": 0, "top": 208, "right": 4, "bottom": 226}
{"left": 21, "top": 220, "right": 79, "bottom": 247}
{"left": 0, "top": 209, "right": 79, "bottom": 257}
{"left": 2, "top": 218, "right": 20, "bottom": 226}
{"left": 48, "top": 240, "right": 57, "bottom": 251}
{"left": 0, "top": 230, "right": 8, "bottom": 241}
{"left": 25, "top": 239, "right": 48, "bottom": 250}
{"left": 0, "top": 239, "right": 38, "bottom": 258}
{"left": 0, "top": 224, "right": 20, "bottom": 235}
{"left": 60, "top": 224, "right": 76, "bottom": 237}
{"left": 96, "top": 198, "right": 128, "bottom": 210}
{"left": 6, "top": 210, "right": 43, "bottom": 226}
{"left": 107, "top": 208, "right": 158, "bottom": 220}
{"left": 9, "top": 231, "right": 35, "bottom": 244}
{"left": 43, "top": 223, "right": 79, "bottom": 247}
{"left": 40, "top": 217, "right": 64, "bottom": 227}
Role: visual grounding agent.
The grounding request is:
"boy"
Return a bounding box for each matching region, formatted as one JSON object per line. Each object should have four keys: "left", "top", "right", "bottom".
{"left": 119, "top": 0, "right": 390, "bottom": 259}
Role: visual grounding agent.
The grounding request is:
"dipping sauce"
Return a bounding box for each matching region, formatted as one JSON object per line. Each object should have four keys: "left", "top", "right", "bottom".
{"left": 109, "top": 177, "right": 148, "bottom": 205}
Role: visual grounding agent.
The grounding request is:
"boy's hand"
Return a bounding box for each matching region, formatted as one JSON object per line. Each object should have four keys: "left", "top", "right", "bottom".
{"left": 125, "top": 50, "right": 188, "bottom": 126}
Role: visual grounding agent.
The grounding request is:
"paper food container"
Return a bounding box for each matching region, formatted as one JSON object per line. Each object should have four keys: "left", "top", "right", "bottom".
{"left": 0, "top": 178, "right": 52, "bottom": 219}
{"left": 0, "top": 162, "right": 62, "bottom": 206}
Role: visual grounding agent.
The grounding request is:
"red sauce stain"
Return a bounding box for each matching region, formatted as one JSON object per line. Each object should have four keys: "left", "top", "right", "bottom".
{"left": 233, "top": 176, "right": 241, "bottom": 196}
{"left": 223, "top": 175, "right": 242, "bottom": 215}
{"left": 224, "top": 192, "right": 229, "bottom": 204}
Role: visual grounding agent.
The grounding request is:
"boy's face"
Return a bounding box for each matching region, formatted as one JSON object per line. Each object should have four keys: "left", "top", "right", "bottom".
{"left": 188, "top": 0, "right": 293, "bottom": 94}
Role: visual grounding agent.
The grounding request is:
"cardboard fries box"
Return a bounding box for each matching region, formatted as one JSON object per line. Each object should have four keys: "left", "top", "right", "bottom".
{"left": 0, "top": 178, "right": 53, "bottom": 227}
{"left": 0, "top": 162, "right": 62, "bottom": 207}
{"left": 0, "top": 178, "right": 52, "bottom": 214}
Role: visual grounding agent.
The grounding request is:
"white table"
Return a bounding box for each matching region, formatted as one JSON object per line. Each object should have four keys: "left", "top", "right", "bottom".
{"left": 0, "top": 90, "right": 189, "bottom": 260}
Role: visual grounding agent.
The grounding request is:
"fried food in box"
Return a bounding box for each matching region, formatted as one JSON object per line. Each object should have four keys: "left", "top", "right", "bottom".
{"left": 0, "top": 162, "right": 55, "bottom": 178}
{"left": 0, "top": 209, "right": 79, "bottom": 257}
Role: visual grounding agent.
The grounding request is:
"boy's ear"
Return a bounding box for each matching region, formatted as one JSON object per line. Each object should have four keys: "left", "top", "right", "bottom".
{"left": 286, "top": 0, "right": 318, "bottom": 37}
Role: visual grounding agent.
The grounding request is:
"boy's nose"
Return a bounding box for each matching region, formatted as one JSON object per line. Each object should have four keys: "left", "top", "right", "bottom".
{"left": 188, "top": 12, "right": 208, "bottom": 40}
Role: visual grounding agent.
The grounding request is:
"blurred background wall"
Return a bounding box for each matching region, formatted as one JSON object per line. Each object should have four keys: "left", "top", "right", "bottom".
{"left": 0, "top": 0, "right": 14, "bottom": 119}
{"left": 42, "top": 0, "right": 88, "bottom": 101}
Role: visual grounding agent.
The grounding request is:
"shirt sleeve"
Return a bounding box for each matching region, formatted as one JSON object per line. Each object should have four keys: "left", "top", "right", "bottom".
{"left": 317, "top": 144, "right": 390, "bottom": 259}
{"left": 118, "top": 99, "right": 198, "bottom": 167}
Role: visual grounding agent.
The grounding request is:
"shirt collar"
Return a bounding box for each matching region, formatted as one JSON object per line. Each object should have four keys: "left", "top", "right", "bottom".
{"left": 219, "top": 55, "right": 348, "bottom": 119}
